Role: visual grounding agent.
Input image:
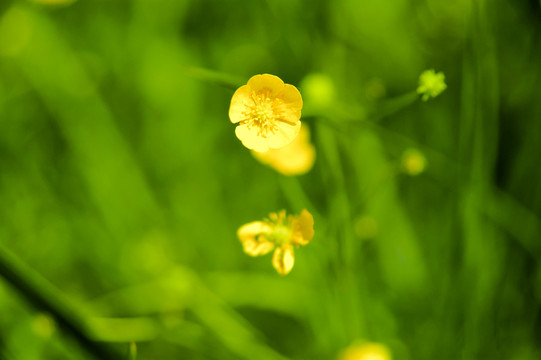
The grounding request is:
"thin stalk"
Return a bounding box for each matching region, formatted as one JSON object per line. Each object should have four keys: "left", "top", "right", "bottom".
{"left": 182, "top": 66, "right": 244, "bottom": 89}
{"left": 278, "top": 176, "right": 322, "bottom": 222}
{"left": 0, "top": 245, "right": 121, "bottom": 360}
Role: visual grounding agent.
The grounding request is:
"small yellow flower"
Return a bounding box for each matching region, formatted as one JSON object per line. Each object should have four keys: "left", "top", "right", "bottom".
{"left": 401, "top": 148, "right": 427, "bottom": 176}
{"left": 338, "top": 342, "right": 392, "bottom": 360}
{"left": 229, "top": 74, "right": 303, "bottom": 152}
{"left": 417, "top": 69, "right": 447, "bottom": 101}
{"left": 251, "top": 124, "right": 315, "bottom": 176}
{"left": 237, "top": 209, "right": 314, "bottom": 275}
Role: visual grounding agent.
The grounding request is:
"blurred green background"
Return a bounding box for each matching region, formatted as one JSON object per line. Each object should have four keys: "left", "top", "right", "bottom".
{"left": 1, "top": 0, "right": 541, "bottom": 359}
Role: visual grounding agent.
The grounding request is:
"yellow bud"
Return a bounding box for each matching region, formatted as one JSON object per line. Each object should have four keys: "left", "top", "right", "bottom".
{"left": 417, "top": 69, "right": 447, "bottom": 101}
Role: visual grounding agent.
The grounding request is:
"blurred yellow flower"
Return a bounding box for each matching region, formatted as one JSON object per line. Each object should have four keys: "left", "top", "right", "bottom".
{"left": 401, "top": 148, "right": 427, "bottom": 176}
{"left": 338, "top": 342, "right": 392, "bottom": 360}
{"left": 229, "top": 74, "right": 303, "bottom": 152}
{"left": 237, "top": 209, "right": 314, "bottom": 275}
{"left": 417, "top": 69, "right": 447, "bottom": 101}
{"left": 251, "top": 124, "right": 315, "bottom": 176}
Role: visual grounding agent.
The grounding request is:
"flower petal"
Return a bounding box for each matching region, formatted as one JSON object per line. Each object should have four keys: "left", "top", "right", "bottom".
{"left": 237, "top": 221, "right": 275, "bottom": 256}
{"left": 291, "top": 209, "right": 314, "bottom": 246}
{"left": 235, "top": 124, "right": 270, "bottom": 152}
{"left": 274, "top": 84, "right": 303, "bottom": 128}
{"left": 272, "top": 245, "right": 295, "bottom": 275}
{"left": 277, "top": 84, "right": 303, "bottom": 111}
{"left": 298, "top": 209, "right": 314, "bottom": 241}
{"left": 229, "top": 85, "right": 253, "bottom": 124}
{"left": 266, "top": 120, "right": 301, "bottom": 149}
{"left": 238, "top": 221, "right": 272, "bottom": 238}
{"left": 251, "top": 125, "right": 315, "bottom": 176}
{"left": 243, "top": 238, "right": 275, "bottom": 256}
{"left": 247, "top": 74, "right": 285, "bottom": 95}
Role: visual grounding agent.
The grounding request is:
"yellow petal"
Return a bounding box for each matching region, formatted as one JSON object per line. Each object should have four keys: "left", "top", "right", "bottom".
{"left": 277, "top": 84, "right": 303, "bottom": 111}
{"left": 277, "top": 142, "right": 315, "bottom": 176}
{"left": 229, "top": 85, "right": 254, "bottom": 124}
{"left": 247, "top": 74, "right": 285, "bottom": 95}
{"left": 274, "top": 100, "right": 301, "bottom": 134}
{"left": 272, "top": 245, "right": 295, "bottom": 275}
{"left": 237, "top": 221, "right": 275, "bottom": 256}
{"left": 266, "top": 120, "right": 301, "bottom": 149}
{"left": 298, "top": 122, "right": 311, "bottom": 142}
{"left": 291, "top": 209, "right": 314, "bottom": 246}
{"left": 237, "top": 221, "right": 272, "bottom": 239}
{"left": 242, "top": 238, "right": 275, "bottom": 256}
{"left": 275, "top": 84, "right": 303, "bottom": 124}
{"left": 235, "top": 124, "right": 270, "bottom": 152}
{"left": 252, "top": 124, "right": 315, "bottom": 176}
{"left": 339, "top": 342, "right": 392, "bottom": 360}
{"left": 298, "top": 209, "right": 314, "bottom": 242}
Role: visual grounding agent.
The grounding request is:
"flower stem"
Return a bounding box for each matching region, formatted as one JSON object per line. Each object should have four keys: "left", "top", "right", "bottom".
{"left": 369, "top": 90, "right": 419, "bottom": 122}
{"left": 129, "top": 342, "right": 137, "bottom": 360}
{"left": 182, "top": 66, "right": 244, "bottom": 89}
{"left": 0, "top": 245, "right": 121, "bottom": 360}
{"left": 278, "top": 176, "right": 322, "bottom": 222}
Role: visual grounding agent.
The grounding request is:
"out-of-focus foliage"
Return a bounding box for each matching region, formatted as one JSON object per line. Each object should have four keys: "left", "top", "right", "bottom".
{"left": 1, "top": 0, "right": 541, "bottom": 359}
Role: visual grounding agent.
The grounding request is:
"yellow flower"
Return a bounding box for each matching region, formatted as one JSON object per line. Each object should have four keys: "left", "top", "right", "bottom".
{"left": 251, "top": 124, "right": 315, "bottom": 176}
{"left": 417, "top": 69, "right": 447, "bottom": 101}
{"left": 229, "top": 74, "right": 303, "bottom": 152}
{"left": 338, "top": 342, "right": 392, "bottom": 360}
{"left": 237, "top": 209, "right": 314, "bottom": 275}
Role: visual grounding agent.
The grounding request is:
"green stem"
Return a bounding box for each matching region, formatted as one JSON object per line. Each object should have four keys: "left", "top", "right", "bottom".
{"left": 311, "top": 90, "right": 419, "bottom": 131}
{"left": 182, "top": 66, "right": 244, "bottom": 89}
{"left": 278, "top": 176, "right": 322, "bottom": 221}
{"left": 369, "top": 90, "right": 419, "bottom": 122}
{"left": 129, "top": 342, "right": 137, "bottom": 360}
{"left": 0, "top": 245, "right": 121, "bottom": 360}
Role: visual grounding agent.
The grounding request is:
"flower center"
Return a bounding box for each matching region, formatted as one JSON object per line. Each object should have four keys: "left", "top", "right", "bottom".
{"left": 272, "top": 224, "right": 292, "bottom": 245}
{"left": 252, "top": 104, "right": 276, "bottom": 135}
{"left": 243, "top": 91, "right": 281, "bottom": 138}
{"left": 239, "top": 89, "right": 298, "bottom": 139}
